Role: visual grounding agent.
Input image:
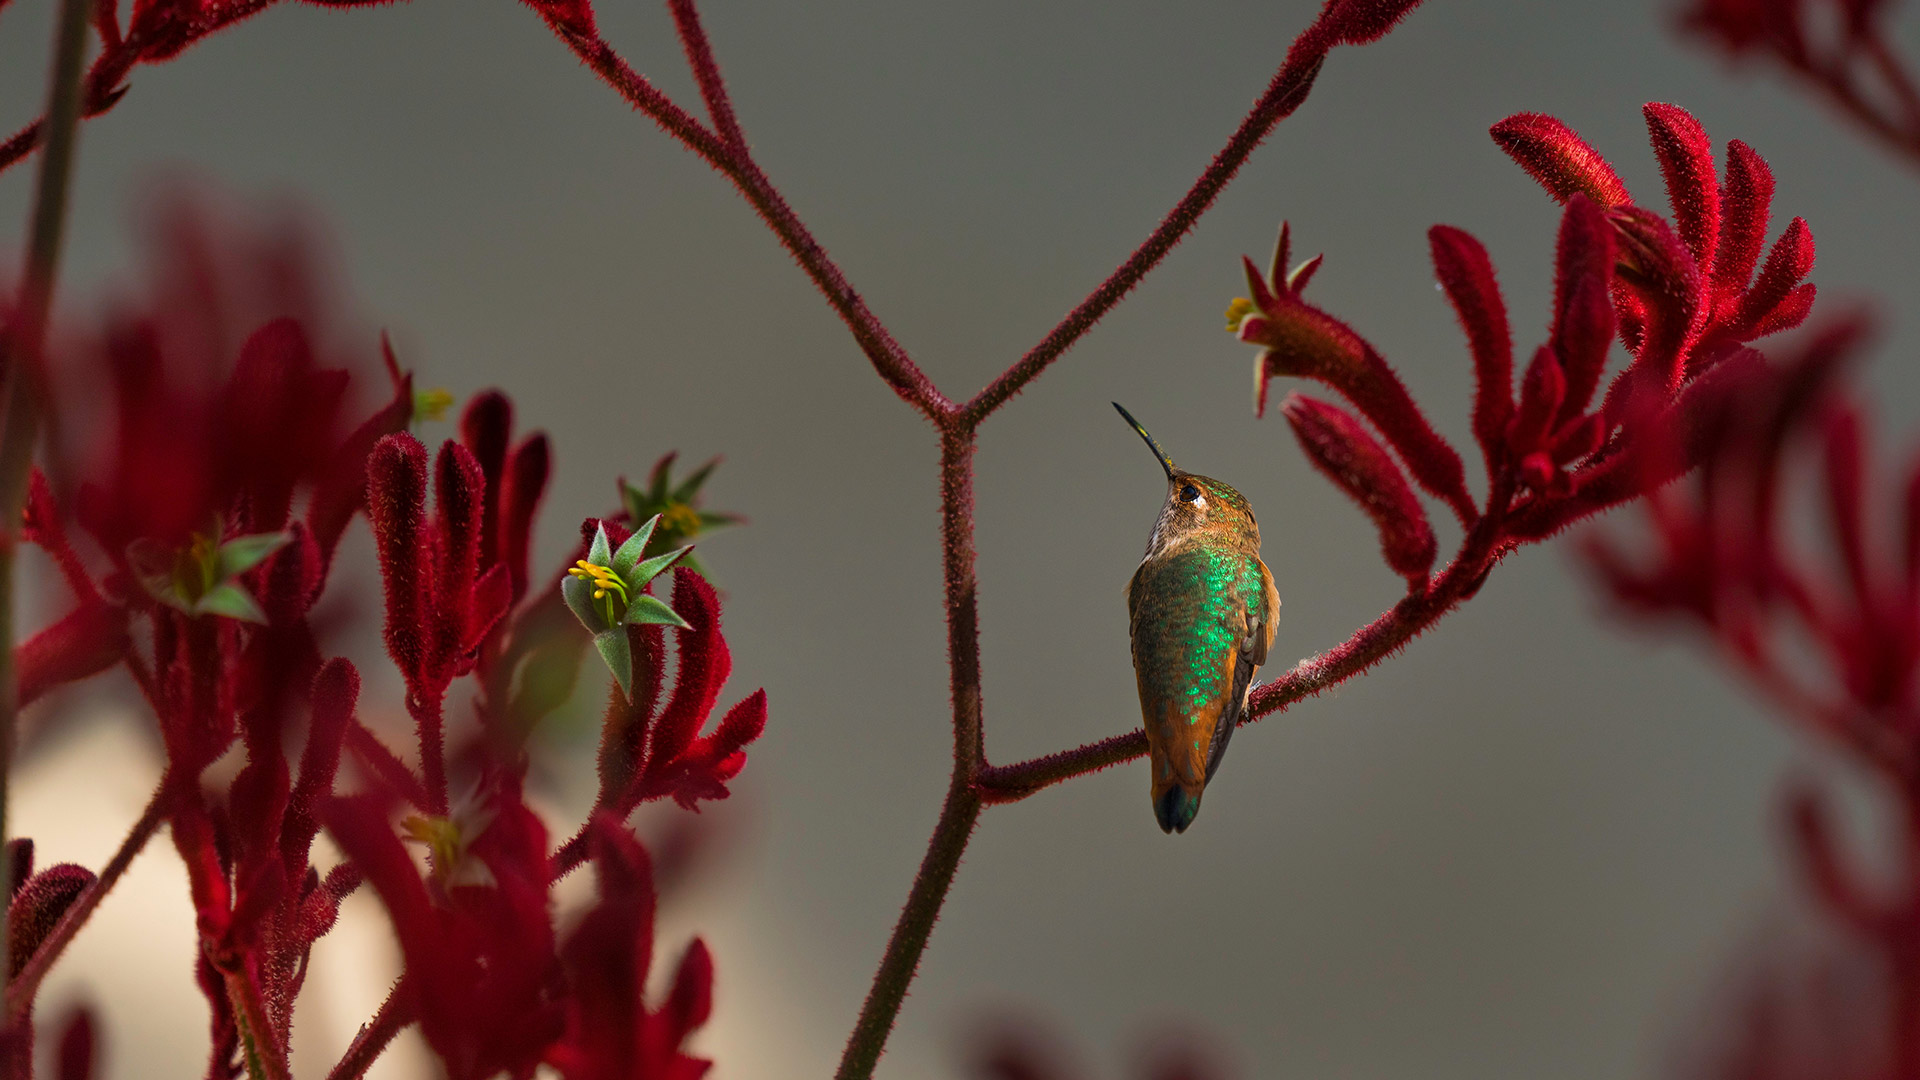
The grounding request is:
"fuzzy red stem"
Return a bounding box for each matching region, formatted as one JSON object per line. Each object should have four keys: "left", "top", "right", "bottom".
{"left": 962, "top": 31, "right": 1337, "bottom": 423}
{"left": 979, "top": 479, "right": 1516, "bottom": 802}
{"left": 556, "top": 26, "right": 950, "bottom": 420}
{"left": 0, "top": 1, "right": 277, "bottom": 177}
{"left": 409, "top": 692, "right": 448, "bottom": 816}
{"left": 3, "top": 781, "right": 166, "bottom": 1021}
{"left": 224, "top": 964, "right": 292, "bottom": 1080}
{"left": 323, "top": 981, "right": 413, "bottom": 1080}
{"left": 667, "top": 0, "right": 747, "bottom": 151}
{"left": 834, "top": 425, "right": 985, "bottom": 1080}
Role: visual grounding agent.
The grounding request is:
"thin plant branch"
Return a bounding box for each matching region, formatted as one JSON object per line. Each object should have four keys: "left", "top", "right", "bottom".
{"left": 0, "top": 0, "right": 93, "bottom": 987}
{"left": 4, "top": 781, "right": 167, "bottom": 1020}
{"left": 324, "top": 981, "right": 413, "bottom": 1080}
{"left": 834, "top": 427, "right": 985, "bottom": 1080}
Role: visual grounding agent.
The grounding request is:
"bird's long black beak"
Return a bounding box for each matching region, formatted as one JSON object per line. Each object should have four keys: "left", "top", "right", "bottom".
{"left": 1113, "top": 402, "right": 1176, "bottom": 481}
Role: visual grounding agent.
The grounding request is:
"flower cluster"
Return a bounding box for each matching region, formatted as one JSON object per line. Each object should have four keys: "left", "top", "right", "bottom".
{"left": 1225, "top": 102, "right": 1817, "bottom": 604}
{"left": 1583, "top": 313, "right": 1920, "bottom": 1074}
{"left": 3, "top": 199, "right": 766, "bottom": 1079}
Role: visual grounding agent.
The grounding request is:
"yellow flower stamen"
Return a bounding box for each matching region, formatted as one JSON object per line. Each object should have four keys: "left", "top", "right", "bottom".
{"left": 569, "top": 559, "right": 630, "bottom": 625}
{"left": 413, "top": 387, "right": 455, "bottom": 423}
{"left": 1224, "top": 296, "right": 1256, "bottom": 333}
{"left": 661, "top": 501, "right": 701, "bottom": 537}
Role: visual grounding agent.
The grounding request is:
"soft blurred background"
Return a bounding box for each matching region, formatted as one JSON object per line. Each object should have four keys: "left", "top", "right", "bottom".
{"left": 2, "top": 0, "right": 1918, "bottom": 1076}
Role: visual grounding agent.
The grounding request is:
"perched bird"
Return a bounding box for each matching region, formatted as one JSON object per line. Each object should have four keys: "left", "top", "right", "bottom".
{"left": 1115, "top": 403, "right": 1279, "bottom": 834}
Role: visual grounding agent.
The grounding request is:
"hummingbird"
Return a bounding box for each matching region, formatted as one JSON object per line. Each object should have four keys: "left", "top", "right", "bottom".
{"left": 1115, "top": 403, "right": 1279, "bottom": 834}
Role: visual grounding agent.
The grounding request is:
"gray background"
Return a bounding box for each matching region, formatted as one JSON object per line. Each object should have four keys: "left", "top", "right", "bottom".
{"left": 4, "top": 0, "right": 1920, "bottom": 1077}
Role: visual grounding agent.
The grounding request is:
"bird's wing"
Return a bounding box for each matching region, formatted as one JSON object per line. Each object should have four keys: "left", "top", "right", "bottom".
{"left": 1251, "top": 556, "right": 1279, "bottom": 666}
{"left": 1203, "top": 591, "right": 1266, "bottom": 783}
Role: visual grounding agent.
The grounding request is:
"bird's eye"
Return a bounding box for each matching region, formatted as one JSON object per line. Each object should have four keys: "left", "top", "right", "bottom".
{"left": 1180, "top": 484, "right": 1200, "bottom": 503}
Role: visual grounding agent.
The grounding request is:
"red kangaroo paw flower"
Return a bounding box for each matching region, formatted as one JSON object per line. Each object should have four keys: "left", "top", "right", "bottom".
{"left": 8, "top": 864, "right": 95, "bottom": 979}
{"left": 16, "top": 602, "right": 128, "bottom": 709}
{"left": 1750, "top": 281, "right": 1816, "bottom": 338}
{"left": 1490, "top": 113, "right": 1633, "bottom": 208}
{"left": 1734, "top": 216, "right": 1816, "bottom": 334}
{"left": 368, "top": 434, "right": 430, "bottom": 685}
{"left": 547, "top": 813, "right": 717, "bottom": 1080}
{"left": 24, "top": 469, "right": 96, "bottom": 601}
{"left": 281, "top": 658, "right": 359, "bottom": 870}
{"left": 1549, "top": 194, "right": 1617, "bottom": 424}
{"left": 53, "top": 1007, "right": 95, "bottom": 1080}
{"left": 460, "top": 391, "right": 515, "bottom": 576}
{"left": 1509, "top": 346, "right": 1567, "bottom": 459}
{"left": 1282, "top": 394, "right": 1436, "bottom": 587}
{"left": 1320, "top": 0, "right": 1426, "bottom": 44}
{"left": 1606, "top": 206, "right": 1705, "bottom": 396}
{"left": 1643, "top": 103, "right": 1720, "bottom": 270}
{"left": 1236, "top": 229, "right": 1475, "bottom": 522}
{"left": 1428, "top": 225, "right": 1513, "bottom": 477}
{"left": 641, "top": 570, "right": 730, "bottom": 786}
{"left": 1712, "top": 140, "right": 1775, "bottom": 301}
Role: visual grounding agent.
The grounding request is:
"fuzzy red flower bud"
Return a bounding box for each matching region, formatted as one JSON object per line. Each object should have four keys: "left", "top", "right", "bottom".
{"left": 24, "top": 470, "right": 95, "bottom": 601}
{"left": 1750, "top": 282, "right": 1816, "bottom": 338}
{"left": 1237, "top": 231, "right": 1475, "bottom": 522}
{"left": 1643, "top": 103, "right": 1720, "bottom": 269}
{"left": 1713, "top": 140, "right": 1775, "bottom": 299}
{"left": 1320, "top": 0, "right": 1424, "bottom": 43}
{"left": 460, "top": 391, "right": 515, "bottom": 573}
{"left": 499, "top": 434, "right": 550, "bottom": 603}
{"left": 1282, "top": 394, "right": 1436, "bottom": 586}
{"left": 367, "top": 434, "right": 429, "bottom": 683}
{"left": 1607, "top": 206, "right": 1703, "bottom": 394}
{"left": 1428, "top": 225, "right": 1512, "bottom": 477}
{"left": 54, "top": 1007, "right": 95, "bottom": 1080}
{"left": 1490, "top": 113, "right": 1633, "bottom": 209}
{"left": 16, "top": 603, "right": 128, "bottom": 709}
{"left": 1734, "top": 216, "right": 1815, "bottom": 332}
{"left": 1550, "top": 195, "right": 1617, "bottom": 423}
{"left": 641, "top": 571, "right": 732, "bottom": 796}
{"left": 282, "top": 659, "right": 359, "bottom": 870}
{"left": 1509, "top": 347, "right": 1567, "bottom": 458}
{"left": 9, "top": 864, "right": 96, "bottom": 979}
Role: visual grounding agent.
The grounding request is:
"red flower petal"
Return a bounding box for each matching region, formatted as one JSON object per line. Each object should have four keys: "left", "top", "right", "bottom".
{"left": 499, "top": 434, "right": 551, "bottom": 603}
{"left": 16, "top": 602, "right": 128, "bottom": 709}
{"left": 367, "top": 434, "right": 430, "bottom": 684}
{"left": 1713, "top": 139, "right": 1775, "bottom": 298}
{"left": 1490, "top": 112, "right": 1633, "bottom": 208}
{"left": 1282, "top": 394, "right": 1436, "bottom": 586}
{"left": 1245, "top": 287, "right": 1475, "bottom": 521}
{"left": 1642, "top": 103, "right": 1720, "bottom": 270}
{"left": 282, "top": 658, "right": 359, "bottom": 869}
{"left": 1428, "top": 225, "right": 1512, "bottom": 476}
{"left": 1320, "top": 0, "right": 1425, "bottom": 43}
{"left": 1509, "top": 346, "right": 1567, "bottom": 457}
{"left": 1549, "top": 194, "right": 1617, "bottom": 424}
{"left": 1735, "top": 216, "right": 1815, "bottom": 333}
